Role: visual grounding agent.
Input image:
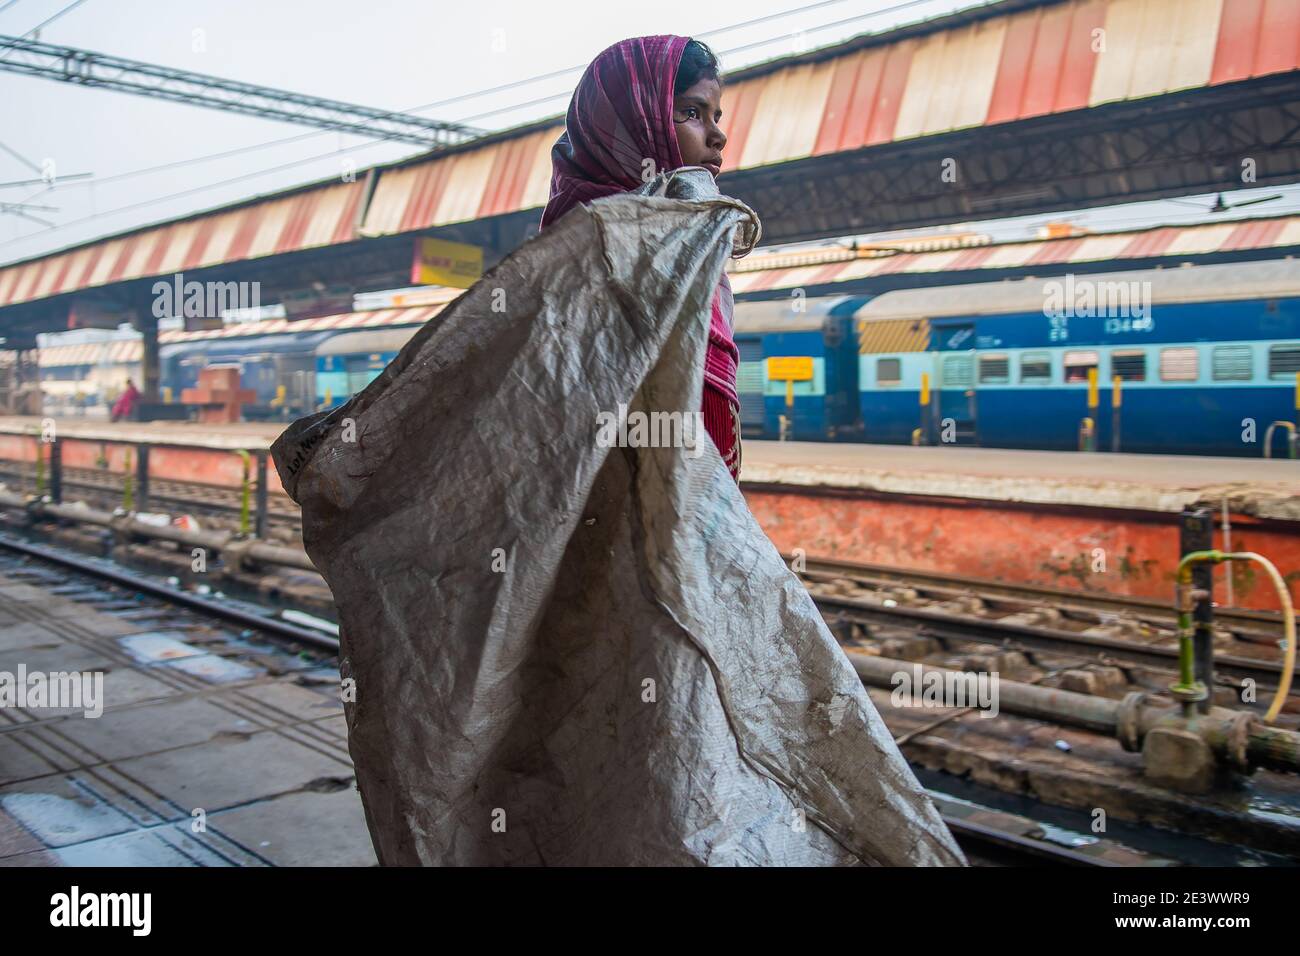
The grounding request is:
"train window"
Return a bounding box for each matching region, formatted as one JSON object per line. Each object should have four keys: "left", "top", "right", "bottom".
{"left": 1111, "top": 349, "right": 1146, "bottom": 381}
{"left": 978, "top": 354, "right": 1009, "bottom": 384}
{"left": 942, "top": 354, "right": 973, "bottom": 388}
{"left": 1020, "top": 352, "right": 1051, "bottom": 383}
{"left": 1064, "top": 350, "right": 1098, "bottom": 383}
{"left": 877, "top": 357, "right": 902, "bottom": 385}
{"left": 1212, "top": 346, "right": 1252, "bottom": 380}
{"left": 1268, "top": 344, "right": 1300, "bottom": 380}
{"left": 1159, "top": 347, "right": 1199, "bottom": 381}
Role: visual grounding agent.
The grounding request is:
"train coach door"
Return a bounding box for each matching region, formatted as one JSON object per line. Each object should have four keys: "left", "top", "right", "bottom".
{"left": 934, "top": 322, "right": 977, "bottom": 445}
{"left": 735, "top": 337, "right": 767, "bottom": 435}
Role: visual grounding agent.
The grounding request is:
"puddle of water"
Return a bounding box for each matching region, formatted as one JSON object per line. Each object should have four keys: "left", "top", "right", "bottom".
{"left": 55, "top": 828, "right": 207, "bottom": 867}
{"left": 118, "top": 632, "right": 206, "bottom": 663}
{"left": 116, "top": 631, "right": 263, "bottom": 684}
{"left": 0, "top": 791, "right": 133, "bottom": 846}
{"left": 159, "top": 655, "right": 259, "bottom": 684}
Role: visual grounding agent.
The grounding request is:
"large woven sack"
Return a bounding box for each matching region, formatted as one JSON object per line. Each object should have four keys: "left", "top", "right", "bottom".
{"left": 272, "top": 170, "right": 965, "bottom": 866}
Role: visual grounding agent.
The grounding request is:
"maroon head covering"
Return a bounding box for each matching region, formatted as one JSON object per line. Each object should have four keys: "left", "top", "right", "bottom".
{"left": 541, "top": 35, "right": 743, "bottom": 480}
{"left": 540, "top": 35, "right": 689, "bottom": 230}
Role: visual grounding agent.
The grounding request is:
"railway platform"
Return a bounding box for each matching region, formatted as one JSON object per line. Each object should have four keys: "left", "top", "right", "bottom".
{"left": 0, "top": 417, "right": 1296, "bottom": 610}
{"left": 0, "top": 416, "right": 285, "bottom": 496}
{"left": 0, "top": 559, "right": 373, "bottom": 866}
{"left": 742, "top": 442, "right": 1300, "bottom": 612}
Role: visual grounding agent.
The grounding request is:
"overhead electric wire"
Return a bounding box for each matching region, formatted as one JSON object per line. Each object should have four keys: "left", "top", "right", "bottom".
{"left": 0, "top": 0, "right": 968, "bottom": 250}
{"left": 21, "top": 0, "right": 88, "bottom": 35}
{"left": 0, "top": 0, "right": 88, "bottom": 66}
{"left": 4, "top": 0, "right": 941, "bottom": 200}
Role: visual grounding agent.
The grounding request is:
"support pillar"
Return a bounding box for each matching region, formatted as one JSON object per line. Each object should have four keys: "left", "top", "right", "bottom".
{"left": 137, "top": 312, "right": 160, "bottom": 406}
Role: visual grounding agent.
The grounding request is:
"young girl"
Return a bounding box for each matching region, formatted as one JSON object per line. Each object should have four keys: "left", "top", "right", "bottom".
{"left": 540, "top": 36, "right": 742, "bottom": 479}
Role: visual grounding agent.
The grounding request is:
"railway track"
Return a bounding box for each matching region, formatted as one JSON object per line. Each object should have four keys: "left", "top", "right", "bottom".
{"left": 0, "top": 532, "right": 1169, "bottom": 866}
{"left": 797, "top": 554, "right": 1284, "bottom": 634}
{"left": 796, "top": 555, "right": 1294, "bottom": 699}
{"left": 1, "top": 457, "right": 1291, "bottom": 701}
{"left": 0, "top": 467, "right": 1295, "bottom": 863}
{"left": 0, "top": 531, "right": 333, "bottom": 650}
{"left": 0, "top": 458, "right": 1290, "bottom": 699}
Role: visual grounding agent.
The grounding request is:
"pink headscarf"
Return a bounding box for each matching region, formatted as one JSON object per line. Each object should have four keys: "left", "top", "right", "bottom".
{"left": 540, "top": 36, "right": 742, "bottom": 454}
{"left": 541, "top": 35, "right": 689, "bottom": 230}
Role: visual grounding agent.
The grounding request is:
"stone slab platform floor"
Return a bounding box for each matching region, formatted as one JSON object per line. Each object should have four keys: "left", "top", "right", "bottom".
{"left": 0, "top": 571, "right": 375, "bottom": 866}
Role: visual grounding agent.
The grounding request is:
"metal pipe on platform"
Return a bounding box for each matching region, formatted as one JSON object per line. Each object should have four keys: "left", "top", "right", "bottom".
{"left": 845, "top": 650, "right": 1300, "bottom": 776}
{"left": 848, "top": 650, "right": 1121, "bottom": 732}
{"left": 244, "top": 541, "right": 316, "bottom": 572}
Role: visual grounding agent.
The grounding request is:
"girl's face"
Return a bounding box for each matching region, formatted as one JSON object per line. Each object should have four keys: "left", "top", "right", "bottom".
{"left": 672, "top": 77, "right": 726, "bottom": 178}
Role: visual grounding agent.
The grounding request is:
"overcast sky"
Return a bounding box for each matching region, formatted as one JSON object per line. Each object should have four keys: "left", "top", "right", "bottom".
{"left": 1, "top": 0, "right": 1297, "bottom": 267}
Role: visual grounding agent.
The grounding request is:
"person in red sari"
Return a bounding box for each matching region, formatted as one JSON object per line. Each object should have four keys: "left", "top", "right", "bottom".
{"left": 111, "top": 377, "right": 141, "bottom": 423}
{"left": 540, "top": 36, "right": 742, "bottom": 480}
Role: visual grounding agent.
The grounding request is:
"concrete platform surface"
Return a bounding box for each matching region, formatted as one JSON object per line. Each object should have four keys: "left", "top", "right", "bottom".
{"left": 0, "top": 571, "right": 374, "bottom": 867}
{"left": 0, "top": 416, "right": 283, "bottom": 451}
{"left": 742, "top": 441, "right": 1300, "bottom": 521}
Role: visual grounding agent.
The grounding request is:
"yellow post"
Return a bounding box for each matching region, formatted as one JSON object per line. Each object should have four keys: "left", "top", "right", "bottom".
{"left": 918, "top": 372, "right": 931, "bottom": 445}
{"left": 162, "top": 386, "right": 173, "bottom": 404}
{"left": 1111, "top": 374, "right": 1122, "bottom": 453}
{"left": 778, "top": 379, "right": 795, "bottom": 442}
{"left": 324, "top": 388, "right": 333, "bottom": 407}
{"left": 1087, "top": 367, "right": 1099, "bottom": 411}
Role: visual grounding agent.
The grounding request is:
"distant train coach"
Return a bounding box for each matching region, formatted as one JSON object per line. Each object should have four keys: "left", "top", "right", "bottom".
{"left": 314, "top": 328, "right": 418, "bottom": 409}
{"left": 735, "top": 259, "right": 1300, "bottom": 457}
{"left": 733, "top": 295, "right": 870, "bottom": 442}
{"left": 39, "top": 259, "right": 1300, "bottom": 457}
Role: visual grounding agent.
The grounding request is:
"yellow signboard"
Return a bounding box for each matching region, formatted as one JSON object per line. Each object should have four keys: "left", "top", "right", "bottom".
{"left": 766, "top": 356, "right": 814, "bottom": 381}
{"left": 412, "top": 237, "right": 483, "bottom": 289}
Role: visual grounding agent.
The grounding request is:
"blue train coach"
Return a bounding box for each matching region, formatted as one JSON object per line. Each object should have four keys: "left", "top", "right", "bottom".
{"left": 732, "top": 295, "right": 869, "bottom": 441}
{"left": 855, "top": 259, "right": 1300, "bottom": 456}
{"left": 314, "top": 327, "right": 420, "bottom": 409}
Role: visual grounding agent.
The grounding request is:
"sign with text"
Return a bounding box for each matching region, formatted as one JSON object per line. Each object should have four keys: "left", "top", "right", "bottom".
{"left": 766, "top": 356, "right": 814, "bottom": 381}
{"left": 412, "top": 237, "right": 483, "bottom": 289}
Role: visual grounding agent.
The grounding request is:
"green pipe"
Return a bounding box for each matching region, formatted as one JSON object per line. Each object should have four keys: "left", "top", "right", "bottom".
{"left": 1173, "top": 550, "right": 1225, "bottom": 714}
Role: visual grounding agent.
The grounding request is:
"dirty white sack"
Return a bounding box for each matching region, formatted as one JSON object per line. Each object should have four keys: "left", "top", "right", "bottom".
{"left": 272, "top": 170, "right": 965, "bottom": 866}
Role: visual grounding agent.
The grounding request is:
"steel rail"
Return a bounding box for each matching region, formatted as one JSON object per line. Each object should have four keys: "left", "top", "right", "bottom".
{"left": 796, "top": 554, "right": 1284, "bottom": 632}
{"left": 0, "top": 532, "right": 338, "bottom": 652}
{"left": 815, "top": 591, "right": 1293, "bottom": 689}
